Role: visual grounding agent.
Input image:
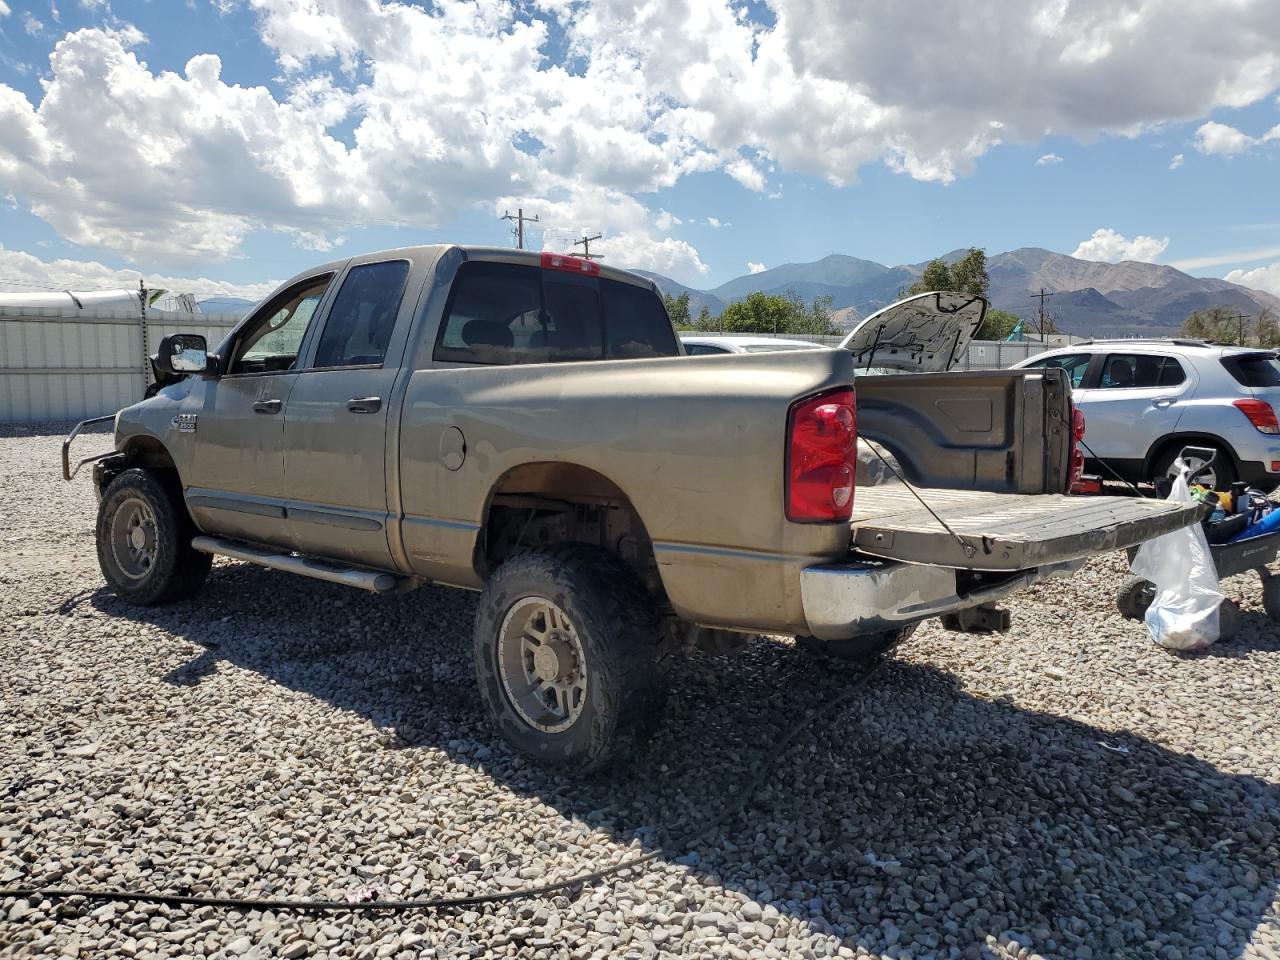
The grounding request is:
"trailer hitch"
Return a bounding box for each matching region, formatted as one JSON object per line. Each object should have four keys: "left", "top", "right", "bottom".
{"left": 941, "top": 602, "right": 1011, "bottom": 634}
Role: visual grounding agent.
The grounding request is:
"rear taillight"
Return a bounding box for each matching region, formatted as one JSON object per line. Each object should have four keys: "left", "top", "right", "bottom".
{"left": 1068, "top": 404, "right": 1087, "bottom": 494}
{"left": 541, "top": 251, "right": 601, "bottom": 276}
{"left": 786, "top": 388, "right": 857, "bottom": 522}
{"left": 1233, "top": 398, "right": 1280, "bottom": 434}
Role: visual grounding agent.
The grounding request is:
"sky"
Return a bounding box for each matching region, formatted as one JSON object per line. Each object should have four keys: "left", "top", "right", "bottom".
{"left": 0, "top": 0, "right": 1277, "bottom": 304}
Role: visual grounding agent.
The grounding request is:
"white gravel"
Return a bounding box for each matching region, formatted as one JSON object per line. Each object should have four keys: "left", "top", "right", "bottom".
{"left": 2, "top": 423, "right": 1278, "bottom": 959}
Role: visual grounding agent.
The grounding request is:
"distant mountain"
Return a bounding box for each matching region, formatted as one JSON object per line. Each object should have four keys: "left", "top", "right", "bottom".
{"left": 638, "top": 246, "right": 1280, "bottom": 337}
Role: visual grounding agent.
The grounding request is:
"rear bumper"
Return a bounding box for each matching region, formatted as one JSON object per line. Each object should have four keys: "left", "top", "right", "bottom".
{"left": 1237, "top": 459, "right": 1280, "bottom": 493}
{"left": 799, "top": 556, "right": 1083, "bottom": 641}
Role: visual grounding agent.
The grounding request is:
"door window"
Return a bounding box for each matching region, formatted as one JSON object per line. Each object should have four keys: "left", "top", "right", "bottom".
{"left": 230, "top": 275, "right": 332, "bottom": 375}
{"left": 312, "top": 260, "right": 411, "bottom": 369}
{"left": 1099, "top": 354, "right": 1185, "bottom": 389}
{"left": 1026, "top": 352, "right": 1091, "bottom": 388}
{"left": 684, "top": 343, "right": 731, "bottom": 355}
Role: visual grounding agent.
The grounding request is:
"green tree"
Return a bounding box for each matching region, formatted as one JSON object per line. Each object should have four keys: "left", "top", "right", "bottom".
{"left": 949, "top": 248, "right": 990, "bottom": 297}
{"left": 906, "top": 248, "right": 989, "bottom": 298}
{"left": 908, "top": 259, "right": 955, "bottom": 296}
{"left": 1256, "top": 307, "right": 1279, "bottom": 347}
{"left": 662, "top": 291, "right": 692, "bottom": 328}
{"left": 977, "top": 308, "right": 1020, "bottom": 340}
{"left": 695, "top": 304, "right": 714, "bottom": 331}
{"left": 1183, "top": 306, "right": 1248, "bottom": 344}
{"left": 715, "top": 289, "right": 840, "bottom": 336}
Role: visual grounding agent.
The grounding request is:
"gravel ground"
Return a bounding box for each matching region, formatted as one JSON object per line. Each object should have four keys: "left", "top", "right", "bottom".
{"left": 2, "top": 423, "right": 1279, "bottom": 960}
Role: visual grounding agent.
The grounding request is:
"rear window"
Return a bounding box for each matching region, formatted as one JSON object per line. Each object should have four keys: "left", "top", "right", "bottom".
{"left": 434, "top": 262, "right": 678, "bottom": 365}
{"left": 1221, "top": 352, "right": 1280, "bottom": 387}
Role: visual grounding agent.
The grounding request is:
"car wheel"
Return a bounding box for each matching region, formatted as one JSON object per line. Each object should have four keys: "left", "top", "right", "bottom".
{"left": 1153, "top": 442, "right": 1236, "bottom": 490}
{"left": 96, "top": 468, "right": 211, "bottom": 606}
{"left": 1116, "top": 575, "right": 1156, "bottom": 621}
{"left": 473, "top": 545, "right": 664, "bottom": 770}
{"left": 797, "top": 624, "right": 918, "bottom": 663}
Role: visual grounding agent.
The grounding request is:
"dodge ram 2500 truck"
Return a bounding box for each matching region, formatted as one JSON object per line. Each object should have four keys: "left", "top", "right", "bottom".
{"left": 63, "top": 245, "right": 1202, "bottom": 768}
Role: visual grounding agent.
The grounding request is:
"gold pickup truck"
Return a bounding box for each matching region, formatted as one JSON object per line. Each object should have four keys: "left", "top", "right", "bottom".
{"left": 63, "top": 245, "right": 1201, "bottom": 768}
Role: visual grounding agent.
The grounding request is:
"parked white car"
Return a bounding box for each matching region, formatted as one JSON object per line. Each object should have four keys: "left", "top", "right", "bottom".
{"left": 680, "top": 334, "right": 825, "bottom": 355}
{"left": 1012, "top": 339, "right": 1280, "bottom": 490}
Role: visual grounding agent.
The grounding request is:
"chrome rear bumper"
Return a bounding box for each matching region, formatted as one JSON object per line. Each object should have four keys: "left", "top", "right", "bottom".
{"left": 800, "top": 556, "right": 1082, "bottom": 640}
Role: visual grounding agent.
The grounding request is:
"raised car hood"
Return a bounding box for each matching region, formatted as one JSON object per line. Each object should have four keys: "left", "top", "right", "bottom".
{"left": 839, "top": 291, "right": 986, "bottom": 373}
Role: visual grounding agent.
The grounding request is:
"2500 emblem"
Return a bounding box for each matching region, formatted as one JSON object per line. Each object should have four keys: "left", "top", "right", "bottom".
{"left": 173, "top": 413, "right": 198, "bottom": 434}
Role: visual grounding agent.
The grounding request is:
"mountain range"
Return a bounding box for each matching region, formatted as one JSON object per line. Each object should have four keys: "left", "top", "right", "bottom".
{"left": 635, "top": 248, "right": 1280, "bottom": 337}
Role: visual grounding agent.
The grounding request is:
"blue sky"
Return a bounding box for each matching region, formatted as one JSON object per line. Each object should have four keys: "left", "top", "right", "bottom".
{"left": 0, "top": 0, "right": 1277, "bottom": 300}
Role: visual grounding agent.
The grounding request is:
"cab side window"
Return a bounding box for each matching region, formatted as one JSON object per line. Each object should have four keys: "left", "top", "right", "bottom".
{"left": 230, "top": 275, "right": 332, "bottom": 375}
{"left": 312, "top": 260, "right": 411, "bottom": 369}
{"left": 1027, "top": 352, "right": 1091, "bottom": 388}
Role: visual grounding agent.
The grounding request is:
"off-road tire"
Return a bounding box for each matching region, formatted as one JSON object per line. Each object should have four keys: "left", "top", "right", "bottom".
{"left": 1116, "top": 575, "right": 1156, "bottom": 621}
{"left": 797, "top": 624, "right": 918, "bottom": 664}
{"left": 97, "top": 468, "right": 211, "bottom": 606}
{"left": 473, "top": 545, "right": 664, "bottom": 770}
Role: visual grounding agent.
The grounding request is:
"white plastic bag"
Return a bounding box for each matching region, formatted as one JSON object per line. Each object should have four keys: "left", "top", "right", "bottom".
{"left": 1128, "top": 461, "right": 1223, "bottom": 651}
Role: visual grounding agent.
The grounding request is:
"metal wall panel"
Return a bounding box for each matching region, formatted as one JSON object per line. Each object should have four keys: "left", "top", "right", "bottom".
{"left": 0, "top": 307, "right": 239, "bottom": 424}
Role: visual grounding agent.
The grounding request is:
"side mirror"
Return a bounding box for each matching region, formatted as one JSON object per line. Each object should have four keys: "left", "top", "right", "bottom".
{"left": 154, "top": 334, "right": 211, "bottom": 376}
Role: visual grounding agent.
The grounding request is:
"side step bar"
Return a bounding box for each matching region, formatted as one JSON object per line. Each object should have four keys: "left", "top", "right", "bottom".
{"left": 191, "top": 536, "right": 403, "bottom": 593}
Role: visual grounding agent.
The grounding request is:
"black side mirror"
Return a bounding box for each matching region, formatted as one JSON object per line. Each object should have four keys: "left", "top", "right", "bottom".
{"left": 154, "top": 334, "right": 212, "bottom": 377}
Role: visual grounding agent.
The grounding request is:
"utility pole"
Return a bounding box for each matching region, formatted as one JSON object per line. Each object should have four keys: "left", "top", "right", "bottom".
{"left": 573, "top": 233, "right": 604, "bottom": 260}
{"left": 1029, "top": 288, "right": 1058, "bottom": 337}
{"left": 501, "top": 208, "right": 539, "bottom": 250}
{"left": 1225, "top": 312, "right": 1251, "bottom": 346}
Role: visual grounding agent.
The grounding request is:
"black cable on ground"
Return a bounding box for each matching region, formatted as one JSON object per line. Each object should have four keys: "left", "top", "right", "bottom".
{"left": 1077, "top": 438, "right": 1146, "bottom": 499}
{"left": 0, "top": 655, "right": 889, "bottom": 916}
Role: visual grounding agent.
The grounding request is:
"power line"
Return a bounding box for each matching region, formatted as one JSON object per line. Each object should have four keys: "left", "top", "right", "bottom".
{"left": 501, "top": 208, "right": 540, "bottom": 250}
{"left": 1029, "top": 288, "right": 1058, "bottom": 336}
{"left": 573, "top": 233, "right": 603, "bottom": 260}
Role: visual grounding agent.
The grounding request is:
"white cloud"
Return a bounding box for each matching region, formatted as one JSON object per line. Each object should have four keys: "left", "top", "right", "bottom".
{"left": 1226, "top": 262, "right": 1280, "bottom": 297}
{"left": 1035, "top": 153, "right": 1063, "bottom": 166}
{"left": 0, "top": 3, "right": 11, "bottom": 18}
{"left": 654, "top": 209, "right": 682, "bottom": 230}
{"left": 1072, "top": 228, "right": 1170, "bottom": 263}
{"left": 1194, "top": 120, "right": 1280, "bottom": 155}
{"left": 1169, "top": 153, "right": 1184, "bottom": 169}
{"left": 22, "top": 12, "right": 43, "bottom": 34}
{"left": 1, "top": 0, "right": 1280, "bottom": 274}
{"left": 747, "top": 261, "right": 766, "bottom": 274}
{"left": 0, "top": 244, "right": 275, "bottom": 301}
{"left": 706, "top": 217, "right": 721, "bottom": 228}
{"left": 1172, "top": 244, "right": 1280, "bottom": 271}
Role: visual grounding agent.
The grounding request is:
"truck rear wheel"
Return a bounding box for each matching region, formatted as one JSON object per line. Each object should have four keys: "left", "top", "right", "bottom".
{"left": 473, "top": 545, "right": 664, "bottom": 770}
{"left": 97, "top": 468, "right": 211, "bottom": 606}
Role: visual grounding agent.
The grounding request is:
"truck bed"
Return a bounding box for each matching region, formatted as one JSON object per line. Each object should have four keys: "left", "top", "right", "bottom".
{"left": 851, "top": 486, "right": 1205, "bottom": 571}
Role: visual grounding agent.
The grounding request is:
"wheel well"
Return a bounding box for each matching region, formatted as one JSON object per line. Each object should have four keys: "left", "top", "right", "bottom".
{"left": 98, "top": 436, "right": 181, "bottom": 496}
{"left": 1144, "top": 433, "right": 1240, "bottom": 481}
{"left": 478, "top": 463, "right": 663, "bottom": 597}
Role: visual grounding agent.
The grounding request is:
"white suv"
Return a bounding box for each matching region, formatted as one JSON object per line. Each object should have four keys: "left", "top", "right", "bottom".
{"left": 1012, "top": 339, "right": 1280, "bottom": 491}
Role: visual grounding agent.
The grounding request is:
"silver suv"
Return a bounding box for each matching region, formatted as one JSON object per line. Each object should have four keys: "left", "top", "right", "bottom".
{"left": 1012, "top": 339, "right": 1280, "bottom": 490}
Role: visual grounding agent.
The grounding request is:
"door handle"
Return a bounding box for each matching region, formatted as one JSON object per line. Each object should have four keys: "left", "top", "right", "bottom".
{"left": 347, "top": 396, "right": 382, "bottom": 414}
{"left": 252, "top": 399, "right": 282, "bottom": 414}
{"left": 1152, "top": 397, "right": 1177, "bottom": 407}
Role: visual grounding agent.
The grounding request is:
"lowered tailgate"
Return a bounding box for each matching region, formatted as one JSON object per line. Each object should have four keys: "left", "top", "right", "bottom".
{"left": 851, "top": 487, "right": 1204, "bottom": 571}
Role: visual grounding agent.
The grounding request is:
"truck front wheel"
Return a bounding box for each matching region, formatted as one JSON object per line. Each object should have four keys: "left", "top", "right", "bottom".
{"left": 473, "top": 545, "right": 664, "bottom": 770}
{"left": 96, "top": 468, "right": 211, "bottom": 606}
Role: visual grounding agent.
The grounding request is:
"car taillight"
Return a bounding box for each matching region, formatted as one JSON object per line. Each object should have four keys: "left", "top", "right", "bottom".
{"left": 787, "top": 388, "right": 857, "bottom": 522}
{"left": 1072, "top": 407, "right": 1085, "bottom": 442}
{"left": 541, "top": 251, "right": 601, "bottom": 277}
{"left": 1067, "top": 403, "right": 1087, "bottom": 494}
{"left": 1232, "top": 398, "right": 1280, "bottom": 434}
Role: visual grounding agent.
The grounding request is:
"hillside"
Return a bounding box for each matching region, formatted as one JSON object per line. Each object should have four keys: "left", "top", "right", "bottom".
{"left": 639, "top": 247, "right": 1280, "bottom": 336}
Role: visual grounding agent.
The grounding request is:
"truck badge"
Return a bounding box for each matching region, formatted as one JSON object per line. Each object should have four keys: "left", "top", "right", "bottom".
{"left": 173, "top": 413, "right": 198, "bottom": 434}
